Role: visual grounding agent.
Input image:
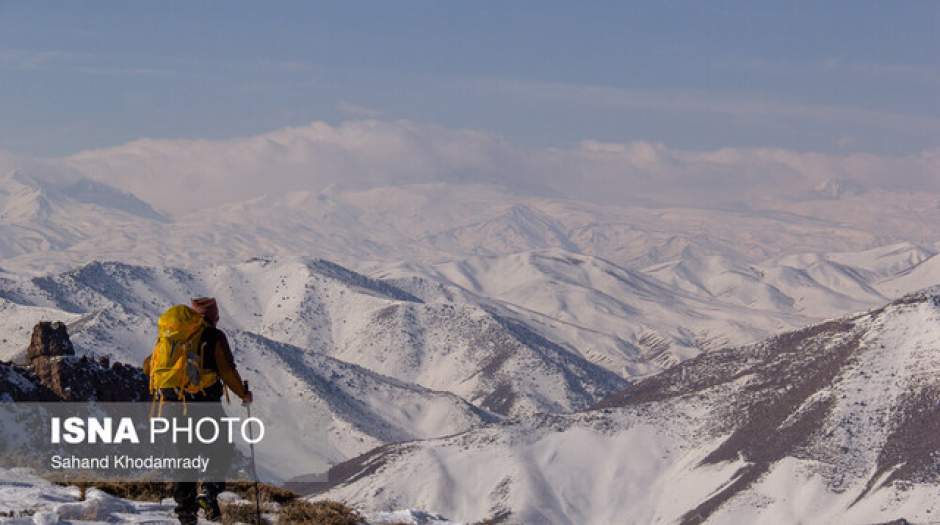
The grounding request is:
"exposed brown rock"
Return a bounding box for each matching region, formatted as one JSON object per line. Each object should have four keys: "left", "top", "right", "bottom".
{"left": 27, "top": 321, "right": 75, "bottom": 361}
{"left": 30, "top": 354, "right": 148, "bottom": 401}
{"left": 2, "top": 322, "right": 147, "bottom": 402}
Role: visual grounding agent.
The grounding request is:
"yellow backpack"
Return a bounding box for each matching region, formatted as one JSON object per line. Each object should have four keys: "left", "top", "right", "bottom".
{"left": 148, "top": 305, "right": 219, "bottom": 400}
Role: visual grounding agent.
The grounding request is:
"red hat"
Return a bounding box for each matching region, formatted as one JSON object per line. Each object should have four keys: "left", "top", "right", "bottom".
{"left": 191, "top": 297, "right": 219, "bottom": 325}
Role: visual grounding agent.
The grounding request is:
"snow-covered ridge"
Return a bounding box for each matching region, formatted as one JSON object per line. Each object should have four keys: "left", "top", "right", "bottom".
{"left": 375, "top": 244, "right": 940, "bottom": 377}
{"left": 4, "top": 157, "right": 940, "bottom": 278}
{"left": 0, "top": 256, "right": 635, "bottom": 480}
{"left": 0, "top": 256, "right": 629, "bottom": 416}
{"left": 4, "top": 242, "right": 940, "bottom": 415}
{"left": 313, "top": 288, "right": 940, "bottom": 524}
{"left": 0, "top": 170, "right": 165, "bottom": 262}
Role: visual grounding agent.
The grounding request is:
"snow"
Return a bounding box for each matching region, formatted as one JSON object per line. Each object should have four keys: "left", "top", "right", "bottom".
{"left": 0, "top": 298, "right": 81, "bottom": 361}
{"left": 316, "top": 418, "right": 747, "bottom": 525}
{"left": 316, "top": 291, "right": 940, "bottom": 524}
{"left": 4, "top": 160, "right": 940, "bottom": 523}
{"left": 4, "top": 161, "right": 940, "bottom": 280}
{"left": 0, "top": 259, "right": 502, "bottom": 482}
{"left": 709, "top": 457, "right": 939, "bottom": 524}
{"left": 0, "top": 256, "right": 626, "bottom": 419}
{"left": 365, "top": 509, "right": 459, "bottom": 525}
{"left": 2, "top": 246, "right": 940, "bottom": 487}
{"left": 0, "top": 467, "right": 177, "bottom": 524}
{"left": 0, "top": 468, "right": 449, "bottom": 524}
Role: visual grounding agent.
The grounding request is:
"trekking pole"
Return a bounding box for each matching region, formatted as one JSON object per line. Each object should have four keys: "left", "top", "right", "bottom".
{"left": 244, "top": 380, "right": 262, "bottom": 525}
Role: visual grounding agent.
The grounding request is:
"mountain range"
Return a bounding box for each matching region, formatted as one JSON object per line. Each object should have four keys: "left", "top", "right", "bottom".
{"left": 2, "top": 163, "right": 940, "bottom": 523}
{"left": 2, "top": 164, "right": 940, "bottom": 276}
{"left": 313, "top": 288, "right": 940, "bottom": 524}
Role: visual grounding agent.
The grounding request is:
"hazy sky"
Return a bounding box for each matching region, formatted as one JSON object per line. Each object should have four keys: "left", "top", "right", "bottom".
{"left": 2, "top": 1, "right": 937, "bottom": 157}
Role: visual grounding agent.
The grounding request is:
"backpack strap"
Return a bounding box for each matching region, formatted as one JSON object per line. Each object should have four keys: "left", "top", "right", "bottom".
{"left": 200, "top": 327, "right": 220, "bottom": 372}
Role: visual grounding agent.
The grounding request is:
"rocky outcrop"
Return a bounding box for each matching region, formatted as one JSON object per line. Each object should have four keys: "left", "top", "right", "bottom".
{"left": 0, "top": 321, "right": 147, "bottom": 402}
{"left": 27, "top": 321, "right": 74, "bottom": 360}
{"left": 29, "top": 354, "right": 148, "bottom": 401}
{"left": 0, "top": 362, "right": 50, "bottom": 401}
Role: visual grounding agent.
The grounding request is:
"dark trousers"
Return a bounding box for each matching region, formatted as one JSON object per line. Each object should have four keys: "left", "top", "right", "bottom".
{"left": 159, "top": 384, "right": 233, "bottom": 521}
{"left": 173, "top": 479, "right": 225, "bottom": 519}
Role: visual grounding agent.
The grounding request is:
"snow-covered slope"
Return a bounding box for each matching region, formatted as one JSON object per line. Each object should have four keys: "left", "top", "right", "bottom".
{"left": 644, "top": 248, "right": 887, "bottom": 319}
{"left": 4, "top": 172, "right": 938, "bottom": 277}
{"left": 3, "top": 257, "right": 625, "bottom": 416}
{"left": 222, "top": 331, "right": 496, "bottom": 479}
{"left": 314, "top": 288, "right": 940, "bottom": 524}
{"left": 646, "top": 242, "right": 940, "bottom": 317}
{"left": 5, "top": 244, "right": 939, "bottom": 418}
{"left": 0, "top": 169, "right": 165, "bottom": 263}
{"left": 0, "top": 468, "right": 181, "bottom": 524}
{"left": 375, "top": 251, "right": 814, "bottom": 376}
{"left": 0, "top": 260, "right": 510, "bottom": 480}
{"left": 374, "top": 245, "right": 940, "bottom": 380}
{"left": 877, "top": 250, "right": 940, "bottom": 298}
{"left": 0, "top": 296, "right": 81, "bottom": 362}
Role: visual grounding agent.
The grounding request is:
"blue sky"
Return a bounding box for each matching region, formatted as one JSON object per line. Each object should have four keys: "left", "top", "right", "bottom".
{"left": 1, "top": 1, "right": 937, "bottom": 157}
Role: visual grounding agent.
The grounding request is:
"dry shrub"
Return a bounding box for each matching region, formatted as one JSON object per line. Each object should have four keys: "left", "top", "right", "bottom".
{"left": 221, "top": 501, "right": 272, "bottom": 525}
{"left": 52, "top": 480, "right": 376, "bottom": 525}
{"left": 227, "top": 481, "right": 297, "bottom": 504}
{"left": 279, "top": 499, "right": 364, "bottom": 525}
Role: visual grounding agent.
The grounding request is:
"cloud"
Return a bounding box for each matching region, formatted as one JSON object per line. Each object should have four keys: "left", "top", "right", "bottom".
{"left": 60, "top": 119, "right": 940, "bottom": 215}
{"left": 0, "top": 151, "right": 86, "bottom": 185}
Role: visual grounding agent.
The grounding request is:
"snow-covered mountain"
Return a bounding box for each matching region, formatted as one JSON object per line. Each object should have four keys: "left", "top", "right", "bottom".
{"left": 0, "top": 169, "right": 165, "bottom": 261}
{"left": 4, "top": 160, "right": 940, "bottom": 521}
{"left": 375, "top": 251, "right": 809, "bottom": 375}
{"left": 0, "top": 260, "right": 509, "bottom": 480}
{"left": 5, "top": 243, "right": 940, "bottom": 414}
{"left": 313, "top": 288, "right": 940, "bottom": 524}
{"left": 3, "top": 246, "right": 937, "bottom": 491}
{"left": 4, "top": 167, "right": 940, "bottom": 277}
{"left": 645, "top": 242, "right": 940, "bottom": 318}
{"left": 0, "top": 257, "right": 627, "bottom": 417}
{"left": 373, "top": 244, "right": 940, "bottom": 377}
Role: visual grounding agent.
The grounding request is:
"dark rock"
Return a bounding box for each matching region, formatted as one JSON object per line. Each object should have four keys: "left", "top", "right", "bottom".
{"left": 0, "top": 362, "right": 54, "bottom": 401}
{"left": 27, "top": 321, "right": 75, "bottom": 361}
{"left": 1, "top": 322, "right": 148, "bottom": 402}
{"left": 30, "top": 354, "right": 148, "bottom": 401}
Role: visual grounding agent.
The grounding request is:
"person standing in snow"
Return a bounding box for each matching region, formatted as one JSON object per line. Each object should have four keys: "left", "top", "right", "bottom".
{"left": 144, "top": 297, "right": 253, "bottom": 525}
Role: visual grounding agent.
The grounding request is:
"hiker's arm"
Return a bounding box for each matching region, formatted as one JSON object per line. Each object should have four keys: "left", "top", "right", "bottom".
{"left": 143, "top": 355, "right": 151, "bottom": 376}
{"left": 213, "top": 332, "right": 250, "bottom": 400}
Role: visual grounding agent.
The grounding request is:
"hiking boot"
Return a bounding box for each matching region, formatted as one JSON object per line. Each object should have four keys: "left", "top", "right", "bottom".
{"left": 177, "top": 510, "right": 198, "bottom": 525}
{"left": 197, "top": 492, "right": 222, "bottom": 521}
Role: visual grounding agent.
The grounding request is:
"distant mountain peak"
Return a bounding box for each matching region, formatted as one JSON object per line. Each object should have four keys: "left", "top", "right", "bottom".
{"left": 2, "top": 167, "right": 166, "bottom": 221}
{"left": 63, "top": 178, "right": 167, "bottom": 222}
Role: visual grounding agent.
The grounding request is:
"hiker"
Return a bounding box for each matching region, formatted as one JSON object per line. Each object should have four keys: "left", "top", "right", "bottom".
{"left": 143, "top": 297, "right": 253, "bottom": 525}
